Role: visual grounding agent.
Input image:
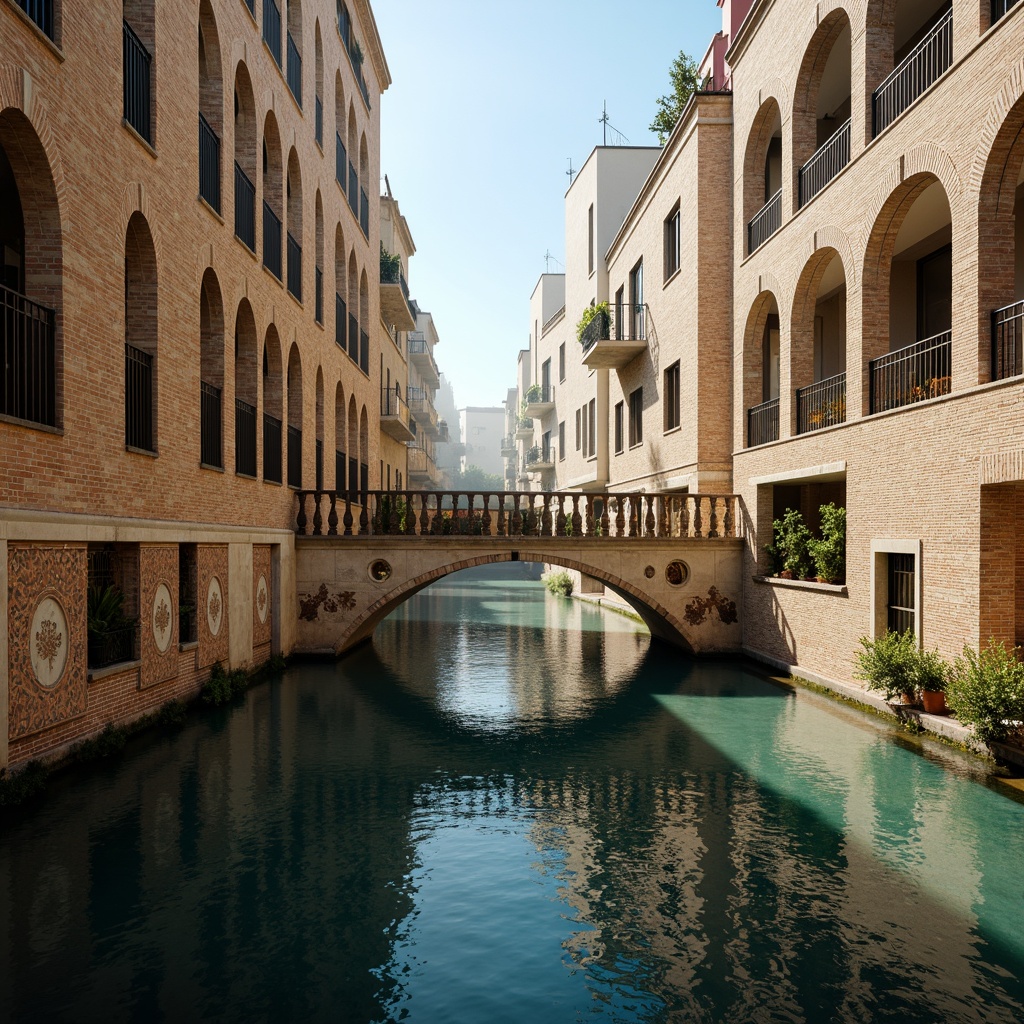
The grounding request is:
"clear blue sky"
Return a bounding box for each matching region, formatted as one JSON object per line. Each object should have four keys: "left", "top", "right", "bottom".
{"left": 375, "top": 0, "right": 723, "bottom": 411}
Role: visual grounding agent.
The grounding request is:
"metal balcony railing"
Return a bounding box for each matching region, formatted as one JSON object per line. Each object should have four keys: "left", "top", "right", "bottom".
{"left": 335, "top": 293, "right": 347, "bottom": 350}
{"left": 526, "top": 445, "right": 556, "bottom": 467}
{"left": 993, "top": 300, "right": 1024, "bottom": 380}
{"left": 335, "top": 448, "right": 346, "bottom": 491}
{"left": 88, "top": 623, "right": 138, "bottom": 670}
{"left": 125, "top": 343, "right": 154, "bottom": 451}
{"left": 315, "top": 268, "right": 323, "bottom": 324}
{"left": 263, "top": 413, "right": 282, "bottom": 483}
{"left": 360, "top": 187, "right": 369, "bottom": 237}
{"left": 234, "top": 163, "right": 256, "bottom": 250}
{"left": 1, "top": 282, "right": 56, "bottom": 428}
{"left": 336, "top": 133, "right": 346, "bottom": 189}
{"left": 235, "top": 398, "right": 257, "bottom": 477}
{"left": 198, "top": 113, "right": 221, "bottom": 213}
{"left": 315, "top": 96, "right": 323, "bottom": 147}
{"left": 16, "top": 1, "right": 54, "bottom": 40}
{"left": 748, "top": 190, "right": 782, "bottom": 254}
{"left": 348, "top": 312, "right": 358, "bottom": 360}
{"left": 796, "top": 372, "right": 846, "bottom": 434}
{"left": 523, "top": 385, "right": 555, "bottom": 406}
{"left": 381, "top": 388, "right": 410, "bottom": 428}
{"left": 263, "top": 0, "right": 282, "bottom": 66}
{"left": 747, "top": 397, "right": 779, "bottom": 447}
{"left": 873, "top": 7, "right": 952, "bottom": 136}
{"left": 579, "top": 308, "right": 611, "bottom": 353}
{"left": 615, "top": 302, "right": 648, "bottom": 342}
{"left": 200, "top": 380, "right": 222, "bottom": 468}
{"left": 870, "top": 331, "right": 952, "bottom": 413}
{"left": 263, "top": 202, "right": 282, "bottom": 280}
{"left": 287, "top": 424, "right": 302, "bottom": 488}
{"left": 123, "top": 21, "right": 152, "bottom": 142}
{"left": 315, "top": 438, "right": 323, "bottom": 491}
{"left": 798, "top": 119, "right": 850, "bottom": 207}
{"left": 359, "top": 329, "right": 369, "bottom": 374}
{"left": 286, "top": 32, "right": 302, "bottom": 106}
{"left": 407, "top": 445, "right": 436, "bottom": 476}
{"left": 348, "top": 163, "right": 359, "bottom": 217}
{"left": 287, "top": 232, "right": 302, "bottom": 301}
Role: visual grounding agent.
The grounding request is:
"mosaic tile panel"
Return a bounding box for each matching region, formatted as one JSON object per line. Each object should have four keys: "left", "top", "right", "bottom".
{"left": 253, "top": 545, "right": 272, "bottom": 648}
{"left": 197, "top": 545, "right": 229, "bottom": 669}
{"left": 140, "top": 544, "right": 179, "bottom": 689}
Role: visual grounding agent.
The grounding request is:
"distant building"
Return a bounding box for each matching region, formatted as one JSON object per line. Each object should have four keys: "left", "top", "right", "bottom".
{"left": 434, "top": 373, "right": 462, "bottom": 483}
{"left": 459, "top": 407, "right": 505, "bottom": 480}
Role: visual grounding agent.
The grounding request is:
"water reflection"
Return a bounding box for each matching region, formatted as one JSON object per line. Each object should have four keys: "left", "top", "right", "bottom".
{"left": 0, "top": 574, "right": 1022, "bottom": 1023}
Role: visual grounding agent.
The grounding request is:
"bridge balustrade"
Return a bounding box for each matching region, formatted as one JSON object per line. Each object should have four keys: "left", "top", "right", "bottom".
{"left": 293, "top": 489, "right": 738, "bottom": 540}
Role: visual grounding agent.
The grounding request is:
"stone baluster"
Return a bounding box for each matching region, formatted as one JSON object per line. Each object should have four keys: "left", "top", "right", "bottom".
{"left": 482, "top": 494, "right": 493, "bottom": 536}
{"left": 429, "top": 492, "right": 442, "bottom": 534}
{"left": 312, "top": 492, "right": 323, "bottom": 536}
{"left": 404, "top": 491, "right": 415, "bottom": 535}
{"left": 626, "top": 495, "right": 637, "bottom": 537}
{"left": 693, "top": 495, "right": 703, "bottom": 538}
{"left": 709, "top": 495, "right": 720, "bottom": 538}
{"left": 511, "top": 493, "right": 522, "bottom": 535}
{"left": 343, "top": 492, "right": 353, "bottom": 536}
{"left": 678, "top": 496, "right": 689, "bottom": 538}
{"left": 541, "top": 493, "right": 552, "bottom": 536}
{"left": 465, "top": 493, "right": 477, "bottom": 535}
{"left": 615, "top": 496, "right": 625, "bottom": 536}
{"left": 555, "top": 496, "right": 567, "bottom": 536}
{"left": 658, "top": 496, "right": 669, "bottom": 537}
{"left": 645, "top": 494, "right": 656, "bottom": 537}
{"left": 571, "top": 494, "right": 582, "bottom": 536}
{"left": 724, "top": 496, "right": 734, "bottom": 538}
{"left": 327, "top": 492, "right": 338, "bottom": 536}
{"left": 600, "top": 497, "right": 610, "bottom": 538}
{"left": 497, "top": 494, "right": 507, "bottom": 537}
{"left": 371, "top": 494, "right": 382, "bottom": 534}
{"left": 359, "top": 498, "right": 369, "bottom": 535}
{"left": 585, "top": 497, "right": 595, "bottom": 537}
{"left": 296, "top": 491, "right": 308, "bottom": 535}
{"left": 389, "top": 493, "right": 401, "bottom": 534}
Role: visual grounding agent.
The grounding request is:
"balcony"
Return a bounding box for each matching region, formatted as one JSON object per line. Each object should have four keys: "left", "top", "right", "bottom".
{"left": 500, "top": 434, "right": 517, "bottom": 456}
{"left": 798, "top": 119, "right": 850, "bottom": 207}
{"left": 437, "top": 419, "right": 450, "bottom": 443}
{"left": 123, "top": 21, "right": 152, "bottom": 143}
{"left": 869, "top": 332, "right": 952, "bottom": 414}
{"left": 581, "top": 303, "right": 649, "bottom": 369}
{"left": 873, "top": 7, "right": 952, "bottom": 137}
{"left": 0, "top": 282, "right": 56, "bottom": 428}
{"left": 514, "top": 417, "right": 533, "bottom": 441}
{"left": 381, "top": 388, "right": 414, "bottom": 442}
{"left": 407, "top": 386, "right": 438, "bottom": 434}
{"left": 525, "top": 445, "right": 556, "bottom": 471}
{"left": 523, "top": 384, "right": 555, "bottom": 417}
{"left": 993, "top": 300, "right": 1024, "bottom": 380}
{"left": 409, "top": 334, "right": 440, "bottom": 388}
{"left": 199, "top": 113, "right": 221, "bottom": 213}
{"left": 380, "top": 254, "right": 416, "bottom": 330}
{"left": 796, "top": 372, "right": 846, "bottom": 434}
{"left": 234, "top": 163, "right": 256, "bottom": 251}
{"left": 407, "top": 444, "right": 436, "bottom": 482}
{"left": 746, "top": 397, "right": 779, "bottom": 448}
{"left": 263, "top": 202, "right": 282, "bottom": 280}
{"left": 748, "top": 190, "right": 782, "bottom": 255}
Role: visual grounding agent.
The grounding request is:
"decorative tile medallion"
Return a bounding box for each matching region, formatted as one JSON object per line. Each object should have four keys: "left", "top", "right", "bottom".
{"left": 207, "top": 576, "right": 224, "bottom": 637}
{"left": 253, "top": 545, "right": 272, "bottom": 648}
{"left": 152, "top": 582, "right": 173, "bottom": 654}
{"left": 198, "top": 545, "right": 229, "bottom": 669}
{"left": 256, "top": 573, "right": 269, "bottom": 625}
{"left": 30, "top": 595, "right": 69, "bottom": 688}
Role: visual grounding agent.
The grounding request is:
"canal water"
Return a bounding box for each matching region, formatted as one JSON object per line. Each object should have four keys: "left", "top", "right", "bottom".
{"left": 2, "top": 571, "right": 1023, "bottom": 1023}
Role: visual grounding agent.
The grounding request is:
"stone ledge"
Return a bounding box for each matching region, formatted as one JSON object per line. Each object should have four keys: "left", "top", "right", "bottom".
{"left": 87, "top": 659, "right": 142, "bottom": 684}
{"left": 752, "top": 575, "right": 847, "bottom": 594}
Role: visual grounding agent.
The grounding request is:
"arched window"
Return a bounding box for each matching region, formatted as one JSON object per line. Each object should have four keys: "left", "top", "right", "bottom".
{"left": 286, "top": 0, "right": 303, "bottom": 107}
{"left": 347, "top": 248, "right": 358, "bottom": 363}
{"left": 347, "top": 394, "right": 358, "bottom": 499}
{"left": 287, "top": 344, "right": 303, "bottom": 487}
{"left": 359, "top": 404, "right": 369, "bottom": 495}
{"left": 234, "top": 299, "right": 259, "bottom": 477}
{"left": 742, "top": 292, "right": 780, "bottom": 447}
{"left": 263, "top": 112, "right": 284, "bottom": 280}
{"left": 346, "top": 105, "right": 358, "bottom": 218}
{"left": 286, "top": 148, "right": 302, "bottom": 300}
{"left": 125, "top": 211, "right": 158, "bottom": 452}
{"left": 334, "top": 382, "right": 346, "bottom": 492}
{"left": 262, "top": 326, "right": 283, "bottom": 483}
{"left": 199, "top": 268, "right": 224, "bottom": 468}
{"left": 123, "top": 1, "right": 156, "bottom": 143}
{"left": 314, "top": 20, "right": 324, "bottom": 146}
{"left": 334, "top": 224, "right": 347, "bottom": 349}
{"left": 314, "top": 191, "right": 324, "bottom": 323}
{"left": 233, "top": 64, "right": 257, "bottom": 250}
{"left": 334, "top": 72, "right": 347, "bottom": 188}
{"left": 315, "top": 367, "right": 324, "bottom": 490}
{"left": 198, "top": 1, "right": 223, "bottom": 212}
{"left": 358, "top": 269, "right": 369, "bottom": 373}
{"left": 358, "top": 133, "right": 369, "bottom": 237}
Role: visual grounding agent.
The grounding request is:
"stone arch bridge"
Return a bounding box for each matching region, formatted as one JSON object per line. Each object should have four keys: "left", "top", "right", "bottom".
{"left": 292, "top": 489, "right": 744, "bottom": 656}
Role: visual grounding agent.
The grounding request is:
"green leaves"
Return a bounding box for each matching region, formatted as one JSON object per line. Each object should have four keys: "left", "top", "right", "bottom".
{"left": 650, "top": 52, "right": 700, "bottom": 145}
{"left": 947, "top": 640, "right": 1024, "bottom": 743}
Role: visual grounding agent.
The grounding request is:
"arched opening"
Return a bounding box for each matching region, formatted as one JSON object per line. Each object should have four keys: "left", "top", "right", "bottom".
{"left": 262, "top": 325, "right": 283, "bottom": 483}
{"left": 358, "top": 269, "right": 369, "bottom": 373}
{"left": 125, "top": 212, "right": 158, "bottom": 453}
{"left": 979, "top": 90, "right": 1024, "bottom": 382}
{"left": 198, "top": 0, "right": 223, "bottom": 213}
{"left": 347, "top": 249, "right": 358, "bottom": 363}
{"left": 314, "top": 191, "right": 324, "bottom": 324}
{"left": 262, "top": 111, "right": 284, "bottom": 281}
{"left": 359, "top": 404, "right": 369, "bottom": 496}
{"left": 123, "top": 1, "right": 156, "bottom": 144}
{"left": 334, "top": 223, "right": 347, "bottom": 350}
{"left": 234, "top": 298, "right": 258, "bottom": 477}
{"left": 233, "top": 63, "right": 257, "bottom": 250}
{"left": 346, "top": 105, "right": 358, "bottom": 218}
{"left": 286, "top": 0, "right": 303, "bottom": 108}
{"left": 792, "top": 10, "right": 851, "bottom": 208}
{"left": 335, "top": 381, "right": 346, "bottom": 492}
{"left": 334, "top": 71, "right": 347, "bottom": 189}
{"left": 287, "top": 343, "right": 304, "bottom": 488}
{"left": 358, "top": 133, "right": 369, "bottom": 236}
{"left": 742, "top": 291, "right": 780, "bottom": 447}
{"left": 347, "top": 394, "right": 358, "bottom": 499}
{"left": 199, "top": 268, "right": 224, "bottom": 468}
{"left": 863, "top": 174, "right": 952, "bottom": 414}
{"left": 744, "top": 98, "right": 783, "bottom": 254}
{"left": 0, "top": 108, "right": 62, "bottom": 429}
{"left": 791, "top": 250, "right": 847, "bottom": 434}
{"left": 315, "top": 367, "right": 325, "bottom": 490}
{"left": 286, "top": 148, "right": 303, "bottom": 301}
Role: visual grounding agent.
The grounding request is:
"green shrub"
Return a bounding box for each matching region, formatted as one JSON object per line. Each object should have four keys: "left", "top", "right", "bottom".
{"left": 810, "top": 503, "right": 846, "bottom": 583}
{"left": 544, "top": 571, "right": 574, "bottom": 597}
{"left": 202, "top": 662, "right": 250, "bottom": 706}
{"left": 947, "top": 640, "right": 1024, "bottom": 743}
{"left": 854, "top": 630, "right": 925, "bottom": 702}
{"left": 575, "top": 301, "right": 610, "bottom": 344}
{"left": 772, "top": 508, "right": 814, "bottom": 578}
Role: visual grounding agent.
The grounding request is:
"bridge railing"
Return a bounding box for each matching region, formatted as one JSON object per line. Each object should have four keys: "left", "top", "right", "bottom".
{"left": 294, "top": 489, "right": 738, "bottom": 540}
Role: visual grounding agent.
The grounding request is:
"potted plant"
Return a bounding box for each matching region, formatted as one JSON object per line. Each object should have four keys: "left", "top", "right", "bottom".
{"left": 576, "top": 302, "right": 610, "bottom": 345}
{"left": 946, "top": 639, "right": 1024, "bottom": 744}
{"left": 524, "top": 383, "right": 543, "bottom": 404}
{"left": 809, "top": 503, "right": 845, "bottom": 583}
{"left": 770, "top": 508, "right": 813, "bottom": 579}
{"left": 854, "top": 629, "right": 921, "bottom": 704}
{"left": 918, "top": 647, "right": 950, "bottom": 714}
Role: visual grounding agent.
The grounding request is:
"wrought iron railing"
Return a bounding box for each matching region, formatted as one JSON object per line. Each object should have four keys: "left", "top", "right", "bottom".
{"left": 295, "top": 489, "right": 740, "bottom": 541}
{"left": 263, "top": 0, "right": 282, "bottom": 66}
{"left": 335, "top": 448, "right": 346, "bottom": 491}
{"left": 870, "top": 331, "right": 952, "bottom": 413}
{"left": 125, "top": 343, "right": 154, "bottom": 451}
{"left": 15, "top": 0, "right": 54, "bottom": 40}
{"left": 408, "top": 338, "right": 439, "bottom": 379}
{"left": 315, "top": 96, "right": 323, "bottom": 147}
{"left": 336, "top": 293, "right": 347, "bottom": 349}
{"left": 348, "top": 312, "right": 358, "bottom": 360}
{"left": 407, "top": 445, "right": 435, "bottom": 477}
{"left": 286, "top": 32, "right": 302, "bottom": 106}
{"left": 200, "top": 380, "right": 222, "bottom": 467}
{"left": 992, "top": 300, "right": 1024, "bottom": 380}
{"left": 235, "top": 398, "right": 257, "bottom": 476}
{"left": 1, "top": 282, "right": 56, "bottom": 427}
{"left": 199, "top": 113, "right": 221, "bottom": 212}
{"left": 263, "top": 412, "right": 282, "bottom": 483}
{"left": 747, "top": 397, "right": 779, "bottom": 447}
{"left": 525, "top": 445, "right": 556, "bottom": 466}
{"left": 348, "top": 162, "right": 359, "bottom": 217}
{"left": 796, "top": 372, "right": 846, "bottom": 434}
{"left": 523, "top": 385, "right": 555, "bottom": 407}
{"left": 360, "top": 187, "right": 369, "bottom": 237}
{"left": 614, "top": 302, "right": 648, "bottom": 342}
{"left": 287, "top": 424, "right": 302, "bottom": 488}
{"left": 579, "top": 308, "right": 611, "bottom": 353}
{"left": 315, "top": 438, "right": 323, "bottom": 491}
{"left": 359, "top": 329, "right": 369, "bottom": 374}
{"left": 315, "top": 267, "right": 323, "bottom": 323}
{"left": 798, "top": 119, "right": 849, "bottom": 207}
{"left": 500, "top": 434, "right": 516, "bottom": 453}
{"left": 992, "top": 0, "right": 1021, "bottom": 24}
{"left": 263, "top": 202, "right": 282, "bottom": 279}
{"left": 748, "top": 189, "right": 782, "bottom": 254}
{"left": 234, "top": 163, "right": 256, "bottom": 250}
{"left": 873, "top": 7, "right": 952, "bottom": 136}
{"left": 336, "top": 133, "right": 346, "bottom": 189}
{"left": 286, "top": 232, "right": 302, "bottom": 300}
{"left": 122, "top": 21, "right": 152, "bottom": 142}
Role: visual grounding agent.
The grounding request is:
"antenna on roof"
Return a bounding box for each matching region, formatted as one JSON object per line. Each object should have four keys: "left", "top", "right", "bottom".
{"left": 566, "top": 157, "right": 575, "bottom": 185}
{"left": 599, "top": 101, "right": 629, "bottom": 146}
{"left": 544, "top": 250, "right": 564, "bottom": 273}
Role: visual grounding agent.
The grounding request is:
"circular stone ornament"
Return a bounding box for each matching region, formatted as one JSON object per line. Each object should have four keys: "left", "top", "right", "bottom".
{"left": 644, "top": 565, "right": 656, "bottom": 579}
{"left": 207, "top": 576, "right": 224, "bottom": 637}
{"left": 256, "top": 573, "right": 270, "bottom": 625}
{"left": 665, "top": 561, "right": 690, "bottom": 587}
{"left": 30, "top": 594, "right": 69, "bottom": 688}
{"left": 369, "top": 559, "right": 393, "bottom": 582}
{"left": 152, "top": 582, "right": 174, "bottom": 654}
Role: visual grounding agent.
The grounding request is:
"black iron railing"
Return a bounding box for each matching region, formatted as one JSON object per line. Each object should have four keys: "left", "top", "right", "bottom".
{"left": 199, "top": 113, "right": 221, "bottom": 212}
{"left": 315, "top": 268, "right": 323, "bottom": 323}
{"left": 263, "top": 413, "right": 282, "bottom": 483}
{"left": 125, "top": 343, "right": 154, "bottom": 451}
{"left": 992, "top": 0, "right": 1021, "bottom": 24}
{"left": 263, "top": 202, "right": 282, "bottom": 279}
{"left": 381, "top": 388, "right": 410, "bottom": 430}
{"left": 287, "top": 424, "right": 302, "bottom": 487}
{"left": 359, "top": 329, "right": 369, "bottom": 374}
{"left": 315, "top": 96, "right": 323, "bottom": 147}
{"left": 336, "top": 293, "right": 347, "bottom": 350}
{"left": 335, "top": 448, "right": 346, "bottom": 491}
{"left": 234, "top": 163, "right": 256, "bottom": 250}
{"left": 992, "top": 300, "right": 1024, "bottom": 380}
{"left": 796, "top": 372, "right": 846, "bottom": 434}
{"left": 349, "top": 46, "right": 371, "bottom": 109}
{"left": 614, "top": 302, "right": 647, "bottom": 342}
{"left": 870, "top": 331, "right": 952, "bottom": 413}
{"left": 873, "top": 7, "right": 952, "bottom": 136}
{"left": 747, "top": 397, "right": 779, "bottom": 447}
{"left": 348, "top": 162, "right": 358, "bottom": 216}
{"left": 798, "top": 119, "right": 850, "bottom": 207}
{"left": 748, "top": 190, "right": 782, "bottom": 254}
{"left": 348, "top": 312, "right": 358, "bottom": 360}
{"left": 123, "top": 21, "right": 152, "bottom": 142}
{"left": 1, "top": 283, "right": 56, "bottom": 427}
{"left": 349, "top": 455, "right": 359, "bottom": 498}
{"left": 16, "top": 1, "right": 54, "bottom": 40}
{"left": 235, "top": 398, "right": 257, "bottom": 476}
{"left": 523, "top": 385, "right": 555, "bottom": 406}
{"left": 526, "top": 445, "right": 556, "bottom": 466}
{"left": 579, "top": 308, "right": 611, "bottom": 352}
{"left": 360, "top": 187, "right": 369, "bottom": 237}
{"left": 336, "top": 133, "right": 346, "bottom": 189}
{"left": 88, "top": 623, "right": 138, "bottom": 670}
{"left": 286, "top": 32, "right": 302, "bottom": 106}
{"left": 200, "top": 380, "right": 222, "bottom": 467}
{"left": 287, "top": 232, "right": 302, "bottom": 300}
{"left": 315, "top": 438, "right": 323, "bottom": 491}
{"left": 263, "top": 0, "right": 282, "bottom": 66}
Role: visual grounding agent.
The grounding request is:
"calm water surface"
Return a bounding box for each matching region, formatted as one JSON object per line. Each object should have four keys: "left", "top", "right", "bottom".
{"left": 2, "top": 573, "right": 1023, "bottom": 1023}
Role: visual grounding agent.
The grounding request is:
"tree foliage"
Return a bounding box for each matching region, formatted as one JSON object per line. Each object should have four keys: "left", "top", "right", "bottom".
{"left": 650, "top": 51, "right": 700, "bottom": 145}
{"left": 456, "top": 465, "right": 503, "bottom": 491}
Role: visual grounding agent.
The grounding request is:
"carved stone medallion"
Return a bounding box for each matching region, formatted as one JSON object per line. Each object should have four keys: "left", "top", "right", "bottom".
{"left": 207, "top": 575, "right": 224, "bottom": 637}
{"left": 30, "top": 595, "right": 69, "bottom": 689}
{"left": 256, "top": 573, "right": 269, "bottom": 625}
{"left": 152, "top": 582, "right": 173, "bottom": 654}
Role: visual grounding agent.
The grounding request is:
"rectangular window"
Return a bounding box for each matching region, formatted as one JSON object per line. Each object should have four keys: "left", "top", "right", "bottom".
{"left": 629, "top": 386, "right": 643, "bottom": 448}
{"left": 587, "top": 398, "right": 596, "bottom": 458}
{"left": 575, "top": 408, "right": 581, "bottom": 451}
{"left": 558, "top": 421, "right": 565, "bottom": 460}
{"left": 664, "top": 360, "right": 680, "bottom": 431}
{"left": 629, "top": 259, "right": 645, "bottom": 340}
{"left": 664, "top": 203, "right": 681, "bottom": 280}
{"left": 558, "top": 343, "right": 565, "bottom": 382}
{"left": 615, "top": 285, "right": 625, "bottom": 341}
{"left": 588, "top": 204, "right": 594, "bottom": 275}
{"left": 614, "top": 401, "right": 624, "bottom": 454}
{"left": 581, "top": 402, "right": 589, "bottom": 457}
{"left": 887, "top": 553, "right": 916, "bottom": 634}
{"left": 541, "top": 358, "right": 551, "bottom": 391}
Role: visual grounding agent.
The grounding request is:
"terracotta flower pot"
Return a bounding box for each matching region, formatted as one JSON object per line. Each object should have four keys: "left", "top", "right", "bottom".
{"left": 921, "top": 690, "right": 948, "bottom": 715}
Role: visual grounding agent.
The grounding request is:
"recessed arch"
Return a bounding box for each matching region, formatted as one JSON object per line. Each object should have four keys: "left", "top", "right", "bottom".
{"left": 199, "top": 267, "right": 224, "bottom": 468}
{"left": 287, "top": 342, "right": 304, "bottom": 488}
{"left": 347, "top": 393, "right": 358, "bottom": 497}
{"left": 314, "top": 190, "right": 324, "bottom": 322}
{"left": 286, "top": 0, "right": 304, "bottom": 108}
{"left": 315, "top": 366, "right": 325, "bottom": 490}
{"left": 263, "top": 324, "right": 283, "bottom": 483}
{"left": 741, "top": 290, "right": 781, "bottom": 447}
{"left": 234, "top": 297, "right": 259, "bottom": 476}
{"left": 262, "top": 111, "right": 284, "bottom": 278}
{"left": 286, "top": 147, "right": 303, "bottom": 299}
{"left": 334, "top": 380, "right": 347, "bottom": 491}
{"left": 359, "top": 404, "right": 369, "bottom": 494}
{"left": 125, "top": 210, "right": 158, "bottom": 452}
{"left": 743, "top": 97, "right": 784, "bottom": 252}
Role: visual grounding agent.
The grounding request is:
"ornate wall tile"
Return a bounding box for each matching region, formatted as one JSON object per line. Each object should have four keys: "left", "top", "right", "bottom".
{"left": 197, "top": 545, "right": 229, "bottom": 669}
{"left": 140, "top": 545, "right": 179, "bottom": 689}
{"left": 253, "top": 545, "right": 272, "bottom": 648}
